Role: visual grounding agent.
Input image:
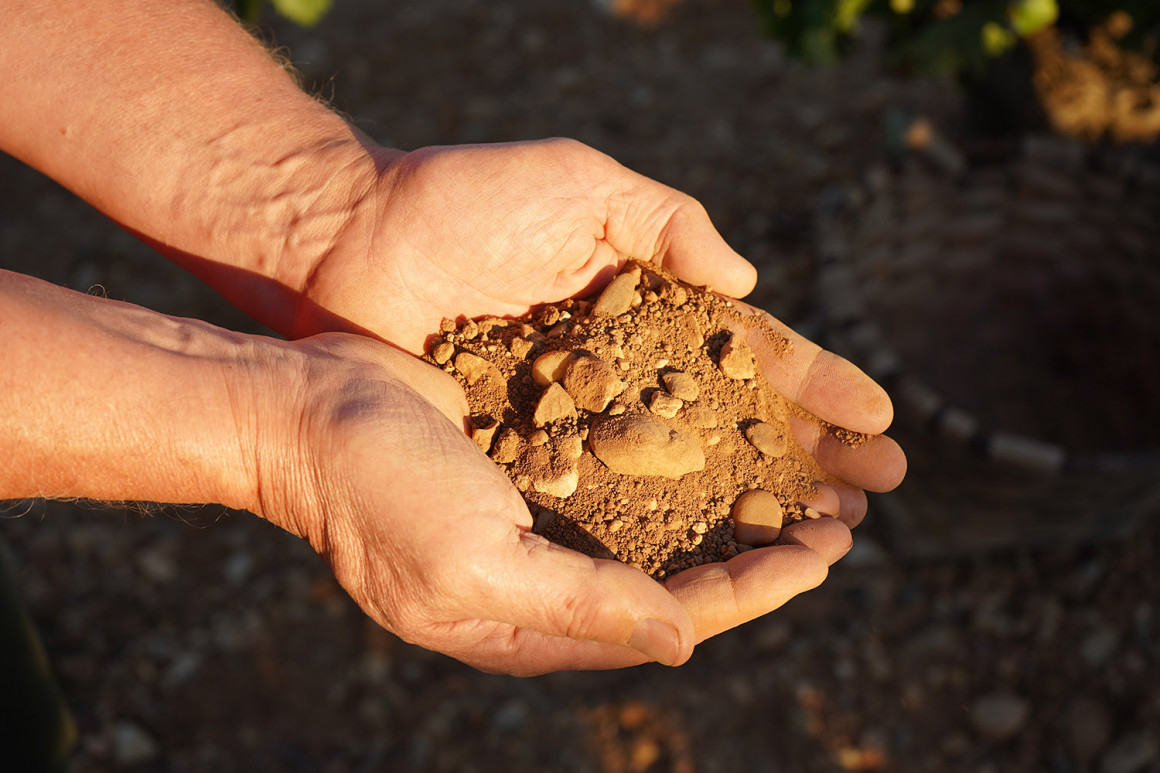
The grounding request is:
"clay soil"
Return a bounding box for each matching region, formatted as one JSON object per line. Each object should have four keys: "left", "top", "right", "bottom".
{"left": 3, "top": 1, "right": 1159, "bottom": 771}
{"left": 431, "top": 261, "right": 835, "bottom": 578}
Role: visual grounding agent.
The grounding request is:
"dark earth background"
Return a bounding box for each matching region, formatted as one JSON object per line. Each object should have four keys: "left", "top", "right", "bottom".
{"left": 2, "top": 0, "right": 1159, "bottom": 770}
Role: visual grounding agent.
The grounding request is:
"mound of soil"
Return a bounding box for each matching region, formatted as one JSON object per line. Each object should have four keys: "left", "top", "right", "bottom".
{"left": 426, "top": 261, "right": 844, "bottom": 579}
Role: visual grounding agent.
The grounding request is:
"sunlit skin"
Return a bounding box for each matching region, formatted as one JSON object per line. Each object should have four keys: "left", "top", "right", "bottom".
{"left": 1, "top": 0, "right": 905, "bottom": 675}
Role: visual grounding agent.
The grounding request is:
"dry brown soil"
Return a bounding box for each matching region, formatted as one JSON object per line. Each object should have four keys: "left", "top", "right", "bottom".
{"left": 430, "top": 262, "right": 836, "bottom": 577}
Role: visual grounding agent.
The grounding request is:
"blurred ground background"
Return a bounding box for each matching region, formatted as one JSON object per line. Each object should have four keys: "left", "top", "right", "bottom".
{"left": 2, "top": 0, "right": 1159, "bottom": 770}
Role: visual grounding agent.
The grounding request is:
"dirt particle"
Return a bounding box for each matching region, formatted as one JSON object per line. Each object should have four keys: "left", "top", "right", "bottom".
{"left": 533, "top": 383, "right": 577, "bottom": 427}
{"left": 745, "top": 421, "right": 789, "bottom": 458}
{"left": 662, "top": 371, "right": 700, "bottom": 402}
{"left": 432, "top": 341, "right": 455, "bottom": 365}
{"left": 648, "top": 391, "right": 684, "bottom": 418}
{"left": 718, "top": 332, "right": 757, "bottom": 380}
{"left": 588, "top": 412, "right": 705, "bottom": 479}
{"left": 732, "top": 489, "right": 785, "bottom": 546}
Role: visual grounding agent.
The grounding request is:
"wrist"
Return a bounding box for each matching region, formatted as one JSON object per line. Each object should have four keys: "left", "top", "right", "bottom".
{"left": 0, "top": 271, "right": 276, "bottom": 511}
{"left": 162, "top": 121, "right": 387, "bottom": 336}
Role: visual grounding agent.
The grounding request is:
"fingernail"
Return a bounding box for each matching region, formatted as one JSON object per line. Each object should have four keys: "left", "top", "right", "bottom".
{"left": 629, "top": 618, "right": 682, "bottom": 666}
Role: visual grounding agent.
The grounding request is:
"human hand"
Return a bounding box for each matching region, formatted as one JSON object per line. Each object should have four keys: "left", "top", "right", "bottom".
{"left": 292, "top": 137, "right": 905, "bottom": 500}
{"left": 284, "top": 138, "right": 904, "bottom": 645}
{"left": 254, "top": 333, "right": 853, "bottom": 674}
{"left": 291, "top": 138, "right": 759, "bottom": 352}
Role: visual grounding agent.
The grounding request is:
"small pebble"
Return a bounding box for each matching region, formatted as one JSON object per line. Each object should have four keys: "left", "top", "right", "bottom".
{"left": 490, "top": 429, "right": 522, "bottom": 464}
{"left": 731, "top": 489, "right": 784, "bottom": 546}
{"left": 432, "top": 341, "right": 455, "bottom": 365}
{"left": 649, "top": 391, "right": 684, "bottom": 419}
{"left": 561, "top": 353, "right": 626, "bottom": 412}
{"left": 662, "top": 371, "right": 700, "bottom": 402}
{"left": 745, "top": 421, "right": 788, "bottom": 457}
{"left": 533, "top": 383, "right": 577, "bottom": 427}
{"left": 588, "top": 413, "right": 705, "bottom": 479}
{"left": 471, "top": 417, "right": 500, "bottom": 453}
{"left": 454, "top": 352, "right": 500, "bottom": 385}
{"left": 592, "top": 267, "right": 641, "bottom": 317}
{"left": 531, "top": 350, "right": 571, "bottom": 386}
{"left": 509, "top": 337, "right": 535, "bottom": 359}
{"left": 718, "top": 332, "right": 757, "bottom": 380}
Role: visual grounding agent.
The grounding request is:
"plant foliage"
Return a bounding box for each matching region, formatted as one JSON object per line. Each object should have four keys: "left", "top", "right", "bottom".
{"left": 750, "top": 0, "right": 1159, "bottom": 74}
{"left": 233, "top": 0, "right": 333, "bottom": 28}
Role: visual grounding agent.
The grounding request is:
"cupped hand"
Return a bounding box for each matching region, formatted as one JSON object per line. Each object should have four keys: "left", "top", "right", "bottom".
{"left": 260, "top": 334, "right": 852, "bottom": 674}
{"left": 293, "top": 138, "right": 758, "bottom": 353}
{"left": 285, "top": 137, "right": 905, "bottom": 651}
{"left": 297, "top": 136, "right": 905, "bottom": 500}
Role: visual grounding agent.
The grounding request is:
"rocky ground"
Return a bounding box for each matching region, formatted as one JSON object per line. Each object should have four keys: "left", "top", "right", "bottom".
{"left": 2, "top": 0, "right": 1159, "bottom": 771}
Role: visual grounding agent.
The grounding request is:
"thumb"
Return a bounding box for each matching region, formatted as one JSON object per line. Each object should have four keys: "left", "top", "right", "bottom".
{"left": 664, "top": 543, "right": 831, "bottom": 644}
{"left": 605, "top": 170, "right": 757, "bottom": 298}
{"left": 473, "top": 530, "right": 696, "bottom": 666}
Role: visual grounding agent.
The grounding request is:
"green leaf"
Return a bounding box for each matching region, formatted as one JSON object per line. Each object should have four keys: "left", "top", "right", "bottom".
{"left": 835, "top": 0, "right": 873, "bottom": 32}
{"left": 981, "top": 20, "right": 1017, "bottom": 56}
{"left": 271, "top": 0, "right": 333, "bottom": 28}
{"left": 1008, "top": 0, "right": 1058, "bottom": 37}
{"left": 235, "top": 0, "right": 265, "bottom": 23}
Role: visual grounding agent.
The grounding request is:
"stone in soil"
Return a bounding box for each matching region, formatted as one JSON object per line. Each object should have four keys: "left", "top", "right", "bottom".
{"left": 428, "top": 260, "right": 855, "bottom": 578}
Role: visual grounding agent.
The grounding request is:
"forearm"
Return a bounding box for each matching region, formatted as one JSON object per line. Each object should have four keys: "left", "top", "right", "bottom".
{"left": 0, "top": 0, "right": 381, "bottom": 333}
{"left": 0, "top": 269, "right": 274, "bottom": 510}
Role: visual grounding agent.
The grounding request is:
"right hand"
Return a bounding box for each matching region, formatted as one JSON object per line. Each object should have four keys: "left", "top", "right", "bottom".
{"left": 250, "top": 334, "right": 849, "bottom": 674}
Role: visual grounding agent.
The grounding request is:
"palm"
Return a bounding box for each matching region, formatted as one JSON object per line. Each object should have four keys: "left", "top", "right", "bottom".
{"left": 288, "top": 335, "right": 855, "bottom": 674}
{"left": 297, "top": 139, "right": 758, "bottom": 354}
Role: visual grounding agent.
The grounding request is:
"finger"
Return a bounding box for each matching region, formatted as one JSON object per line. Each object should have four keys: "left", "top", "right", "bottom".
{"left": 777, "top": 517, "right": 853, "bottom": 565}
{"left": 604, "top": 173, "right": 757, "bottom": 299}
{"left": 799, "top": 482, "right": 841, "bottom": 516}
{"left": 468, "top": 530, "right": 696, "bottom": 667}
{"left": 650, "top": 196, "right": 758, "bottom": 298}
{"left": 431, "top": 618, "right": 654, "bottom": 676}
{"left": 459, "top": 521, "right": 834, "bottom": 672}
{"left": 664, "top": 545, "right": 829, "bottom": 644}
{"left": 724, "top": 301, "right": 894, "bottom": 435}
{"left": 834, "top": 483, "right": 869, "bottom": 528}
{"left": 789, "top": 415, "right": 907, "bottom": 493}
